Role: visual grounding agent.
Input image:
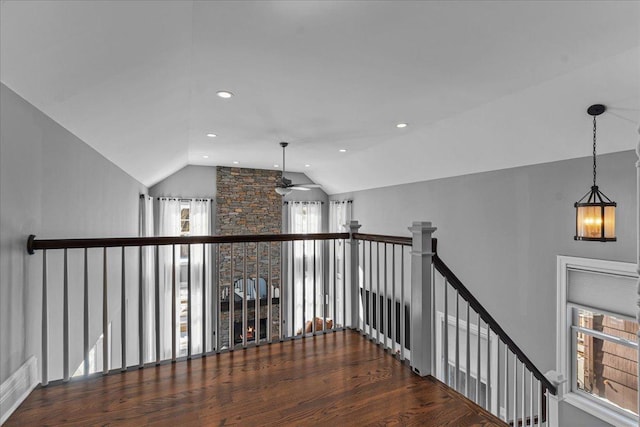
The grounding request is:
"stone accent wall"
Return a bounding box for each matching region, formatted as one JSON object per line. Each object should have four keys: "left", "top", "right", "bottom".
{"left": 216, "top": 166, "right": 282, "bottom": 235}
{"left": 216, "top": 167, "right": 282, "bottom": 348}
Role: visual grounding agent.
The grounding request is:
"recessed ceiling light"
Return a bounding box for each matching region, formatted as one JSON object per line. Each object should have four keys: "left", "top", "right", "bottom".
{"left": 339, "top": 149, "right": 347, "bottom": 153}
{"left": 396, "top": 123, "right": 408, "bottom": 128}
{"left": 232, "top": 161, "right": 239, "bottom": 164}
{"left": 274, "top": 164, "right": 279, "bottom": 168}
{"left": 203, "top": 155, "right": 209, "bottom": 159}
{"left": 206, "top": 133, "right": 217, "bottom": 138}
{"left": 305, "top": 164, "right": 311, "bottom": 168}
{"left": 216, "top": 91, "right": 233, "bottom": 99}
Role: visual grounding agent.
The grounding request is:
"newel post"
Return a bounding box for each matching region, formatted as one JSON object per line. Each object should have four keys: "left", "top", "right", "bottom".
{"left": 409, "top": 221, "right": 437, "bottom": 376}
{"left": 348, "top": 220, "right": 362, "bottom": 330}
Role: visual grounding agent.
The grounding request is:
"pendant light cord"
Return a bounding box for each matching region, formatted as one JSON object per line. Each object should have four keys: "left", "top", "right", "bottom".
{"left": 592, "top": 115, "right": 597, "bottom": 188}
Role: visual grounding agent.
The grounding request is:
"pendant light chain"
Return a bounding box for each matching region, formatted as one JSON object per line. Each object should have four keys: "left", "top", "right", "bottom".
{"left": 592, "top": 115, "right": 597, "bottom": 188}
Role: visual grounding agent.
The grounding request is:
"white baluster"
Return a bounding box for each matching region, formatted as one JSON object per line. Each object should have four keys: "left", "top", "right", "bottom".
{"left": 63, "top": 249, "right": 69, "bottom": 381}
{"left": 636, "top": 127, "right": 639, "bottom": 422}
{"left": 121, "top": 246, "right": 127, "bottom": 371}
{"left": 103, "top": 247, "right": 109, "bottom": 374}
{"left": 477, "top": 313, "right": 481, "bottom": 403}
{"left": 513, "top": 355, "right": 518, "bottom": 427}
{"left": 530, "top": 371, "right": 534, "bottom": 426}
{"left": 486, "top": 328, "right": 491, "bottom": 411}
{"left": 443, "top": 280, "right": 449, "bottom": 384}
{"left": 504, "top": 344, "right": 509, "bottom": 422}
{"left": 537, "top": 379, "right": 541, "bottom": 427}
{"left": 466, "top": 302, "right": 471, "bottom": 398}
{"left": 521, "top": 362, "right": 525, "bottom": 426}
{"left": 455, "top": 290, "right": 459, "bottom": 390}
{"left": 42, "top": 250, "right": 48, "bottom": 386}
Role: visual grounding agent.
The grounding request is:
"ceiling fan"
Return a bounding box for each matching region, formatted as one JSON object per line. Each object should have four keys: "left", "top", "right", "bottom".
{"left": 275, "top": 142, "right": 322, "bottom": 195}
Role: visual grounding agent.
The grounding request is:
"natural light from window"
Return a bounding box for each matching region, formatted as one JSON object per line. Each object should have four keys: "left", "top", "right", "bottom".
{"left": 574, "top": 308, "right": 638, "bottom": 417}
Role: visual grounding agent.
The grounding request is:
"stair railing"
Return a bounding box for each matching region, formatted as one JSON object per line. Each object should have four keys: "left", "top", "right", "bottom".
{"left": 432, "top": 241, "right": 557, "bottom": 426}
{"left": 344, "top": 222, "right": 557, "bottom": 426}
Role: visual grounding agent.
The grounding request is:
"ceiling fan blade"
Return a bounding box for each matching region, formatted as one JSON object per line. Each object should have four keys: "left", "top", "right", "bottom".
{"left": 289, "top": 183, "right": 321, "bottom": 188}
{"left": 290, "top": 186, "right": 311, "bottom": 191}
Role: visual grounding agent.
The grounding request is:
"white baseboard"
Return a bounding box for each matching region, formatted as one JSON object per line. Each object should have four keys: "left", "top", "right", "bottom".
{"left": 0, "top": 356, "right": 38, "bottom": 425}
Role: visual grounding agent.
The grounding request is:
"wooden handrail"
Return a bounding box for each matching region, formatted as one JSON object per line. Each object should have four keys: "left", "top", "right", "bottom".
{"left": 351, "top": 233, "right": 438, "bottom": 253}
{"left": 352, "top": 232, "right": 412, "bottom": 246}
{"left": 432, "top": 254, "right": 557, "bottom": 395}
{"left": 28, "top": 232, "right": 436, "bottom": 253}
{"left": 27, "top": 232, "right": 350, "bottom": 254}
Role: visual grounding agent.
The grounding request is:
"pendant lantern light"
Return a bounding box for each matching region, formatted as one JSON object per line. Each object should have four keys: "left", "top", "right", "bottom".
{"left": 574, "top": 104, "right": 616, "bottom": 242}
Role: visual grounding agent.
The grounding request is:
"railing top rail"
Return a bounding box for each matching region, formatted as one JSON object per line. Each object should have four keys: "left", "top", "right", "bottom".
{"left": 352, "top": 232, "right": 411, "bottom": 246}
{"left": 28, "top": 230, "right": 434, "bottom": 254}
{"left": 432, "top": 254, "right": 557, "bottom": 395}
{"left": 27, "top": 232, "right": 350, "bottom": 254}
{"left": 352, "top": 233, "right": 438, "bottom": 253}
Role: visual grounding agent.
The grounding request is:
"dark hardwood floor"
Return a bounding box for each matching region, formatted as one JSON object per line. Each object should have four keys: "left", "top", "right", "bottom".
{"left": 7, "top": 330, "right": 506, "bottom": 426}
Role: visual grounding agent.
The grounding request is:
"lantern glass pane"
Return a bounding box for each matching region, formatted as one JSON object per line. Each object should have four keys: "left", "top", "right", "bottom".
{"left": 576, "top": 205, "right": 604, "bottom": 239}
{"left": 604, "top": 205, "right": 615, "bottom": 239}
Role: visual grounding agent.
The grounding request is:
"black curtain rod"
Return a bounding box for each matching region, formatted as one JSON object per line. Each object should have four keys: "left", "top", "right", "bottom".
{"left": 282, "top": 201, "right": 324, "bottom": 205}
{"left": 142, "top": 196, "right": 212, "bottom": 202}
{"left": 329, "top": 200, "right": 353, "bottom": 204}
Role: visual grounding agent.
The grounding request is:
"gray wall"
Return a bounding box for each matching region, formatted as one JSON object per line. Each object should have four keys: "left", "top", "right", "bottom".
{"left": 0, "top": 84, "right": 146, "bottom": 384}
{"left": 149, "top": 165, "right": 216, "bottom": 199}
{"left": 331, "top": 150, "right": 635, "bottom": 427}
{"left": 149, "top": 165, "right": 217, "bottom": 232}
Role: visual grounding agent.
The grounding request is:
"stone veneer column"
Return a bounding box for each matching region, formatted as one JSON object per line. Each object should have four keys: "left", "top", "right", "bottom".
{"left": 216, "top": 167, "right": 283, "bottom": 348}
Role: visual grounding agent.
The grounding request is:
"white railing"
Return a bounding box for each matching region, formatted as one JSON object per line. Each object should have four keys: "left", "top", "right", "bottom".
{"left": 348, "top": 221, "right": 557, "bottom": 426}
{"left": 27, "top": 219, "right": 557, "bottom": 425}
{"left": 27, "top": 232, "right": 350, "bottom": 384}
{"left": 432, "top": 260, "right": 554, "bottom": 426}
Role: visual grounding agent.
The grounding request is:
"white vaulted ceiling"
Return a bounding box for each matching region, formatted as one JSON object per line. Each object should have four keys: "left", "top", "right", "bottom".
{"left": 1, "top": 1, "right": 639, "bottom": 194}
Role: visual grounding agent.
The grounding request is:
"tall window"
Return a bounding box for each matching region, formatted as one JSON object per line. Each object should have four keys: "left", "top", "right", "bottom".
{"left": 178, "top": 200, "right": 190, "bottom": 354}
{"left": 139, "top": 195, "right": 156, "bottom": 362}
{"left": 155, "top": 197, "right": 211, "bottom": 357}
{"left": 329, "top": 200, "right": 352, "bottom": 328}
{"left": 557, "top": 256, "right": 638, "bottom": 427}
{"left": 287, "top": 201, "right": 322, "bottom": 335}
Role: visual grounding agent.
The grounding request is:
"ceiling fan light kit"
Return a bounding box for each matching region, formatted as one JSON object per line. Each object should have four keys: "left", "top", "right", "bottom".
{"left": 275, "top": 187, "right": 293, "bottom": 196}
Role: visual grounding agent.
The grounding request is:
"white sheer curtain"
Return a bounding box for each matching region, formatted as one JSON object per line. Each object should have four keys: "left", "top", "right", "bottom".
{"left": 329, "top": 200, "right": 352, "bottom": 233}
{"left": 288, "top": 201, "right": 322, "bottom": 334}
{"left": 188, "top": 198, "right": 211, "bottom": 354}
{"left": 139, "top": 195, "right": 155, "bottom": 363}
{"left": 329, "top": 200, "right": 352, "bottom": 328}
{"left": 156, "top": 198, "right": 180, "bottom": 360}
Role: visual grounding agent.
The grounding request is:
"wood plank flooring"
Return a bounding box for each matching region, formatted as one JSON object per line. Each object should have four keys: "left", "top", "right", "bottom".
{"left": 6, "top": 330, "right": 506, "bottom": 426}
